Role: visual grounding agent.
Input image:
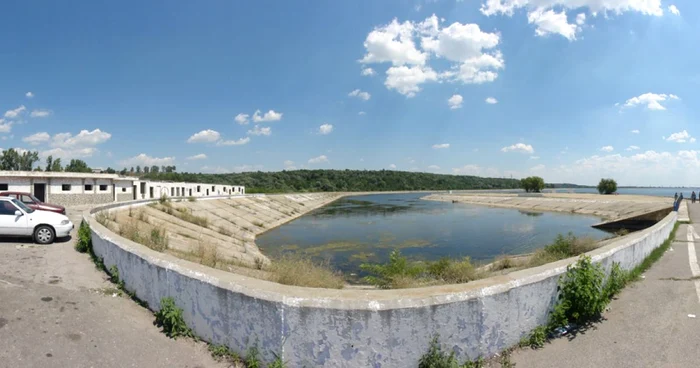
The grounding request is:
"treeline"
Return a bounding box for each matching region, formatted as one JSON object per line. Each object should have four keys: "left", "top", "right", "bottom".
{"left": 139, "top": 170, "right": 522, "bottom": 193}
{"left": 0, "top": 148, "right": 94, "bottom": 173}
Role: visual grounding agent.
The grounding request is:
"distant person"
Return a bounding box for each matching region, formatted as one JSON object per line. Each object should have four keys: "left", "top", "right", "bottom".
{"left": 675, "top": 192, "right": 679, "bottom": 202}
{"left": 693, "top": 191, "right": 697, "bottom": 204}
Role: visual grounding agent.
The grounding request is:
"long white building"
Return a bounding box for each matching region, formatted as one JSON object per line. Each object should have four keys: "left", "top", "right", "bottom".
{"left": 0, "top": 171, "right": 244, "bottom": 206}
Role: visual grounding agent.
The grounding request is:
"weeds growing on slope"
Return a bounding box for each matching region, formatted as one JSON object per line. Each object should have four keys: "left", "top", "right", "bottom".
{"left": 266, "top": 255, "right": 345, "bottom": 289}
{"left": 528, "top": 233, "right": 598, "bottom": 268}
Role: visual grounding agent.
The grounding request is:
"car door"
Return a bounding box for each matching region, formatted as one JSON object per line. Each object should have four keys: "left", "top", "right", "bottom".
{"left": 0, "top": 200, "right": 28, "bottom": 236}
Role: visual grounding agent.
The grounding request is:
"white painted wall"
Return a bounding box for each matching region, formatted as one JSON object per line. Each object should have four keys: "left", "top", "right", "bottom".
{"left": 49, "top": 178, "right": 84, "bottom": 194}
{"left": 0, "top": 177, "right": 32, "bottom": 193}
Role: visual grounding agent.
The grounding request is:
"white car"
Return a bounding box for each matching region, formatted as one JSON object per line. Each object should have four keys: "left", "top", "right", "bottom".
{"left": 0, "top": 196, "right": 74, "bottom": 244}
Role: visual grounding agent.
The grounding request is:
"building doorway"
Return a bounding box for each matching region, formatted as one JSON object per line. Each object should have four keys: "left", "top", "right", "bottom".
{"left": 33, "top": 183, "right": 46, "bottom": 202}
{"left": 149, "top": 187, "right": 154, "bottom": 199}
{"left": 133, "top": 185, "right": 137, "bottom": 200}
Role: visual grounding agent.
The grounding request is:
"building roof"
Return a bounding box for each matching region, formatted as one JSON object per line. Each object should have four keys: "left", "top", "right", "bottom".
{"left": 0, "top": 171, "right": 139, "bottom": 181}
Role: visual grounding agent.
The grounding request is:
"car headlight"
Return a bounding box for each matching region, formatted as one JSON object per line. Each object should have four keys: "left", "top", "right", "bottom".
{"left": 61, "top": 220, "right": 70, "bottom": 225}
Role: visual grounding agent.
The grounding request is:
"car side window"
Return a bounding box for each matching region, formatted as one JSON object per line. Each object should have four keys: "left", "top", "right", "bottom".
{"left": 0, "top": 201, "right": 18, "bottom": 216}
{"left": 21, "top": 195, "right": 34, "bottom": 204}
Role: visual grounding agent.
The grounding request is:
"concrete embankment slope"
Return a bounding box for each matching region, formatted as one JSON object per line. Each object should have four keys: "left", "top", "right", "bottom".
{"left": 424, "top": 193, "right": 673, "bottom": 225}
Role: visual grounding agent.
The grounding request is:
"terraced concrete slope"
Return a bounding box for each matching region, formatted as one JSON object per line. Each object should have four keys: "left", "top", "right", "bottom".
{"left": 423, "top": 193, "right": 672, "bottom": 221}
{"left": 107, "top": 193, "right": 342, "bottom": 269}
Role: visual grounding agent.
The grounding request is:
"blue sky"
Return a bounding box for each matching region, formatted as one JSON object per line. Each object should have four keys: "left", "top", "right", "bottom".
{"left": 1, "top": 0, "right": 698, "bottom": 186}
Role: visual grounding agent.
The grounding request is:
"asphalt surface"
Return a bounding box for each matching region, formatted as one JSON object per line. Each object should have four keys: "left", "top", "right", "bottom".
{"left": 0, "top": 206, "right": 226, "bottom": 368}
{"left": 511, "top": 206, "right": 700, "bottom": 368}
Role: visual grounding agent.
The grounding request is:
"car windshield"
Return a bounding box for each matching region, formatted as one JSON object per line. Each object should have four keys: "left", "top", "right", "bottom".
{"left": 29, "top": 194, "right": 42, "bottom": 203}
{"left": 12, "top": 199, "right": 35, "bottom": 213}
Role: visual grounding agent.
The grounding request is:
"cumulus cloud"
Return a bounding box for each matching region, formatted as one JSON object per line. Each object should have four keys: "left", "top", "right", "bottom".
{"left": 480, "top": 0, "right": 663, "bottom": 39}
{"left": 318, "top": 123, "right": 333, "bottom": 135}
{"left": 187, "top": 129, "right": 221, "bottom": 143}
{"left": 308, "top": 155, "right": 329, "bottom": 164}
{"left": 252, "top": 109, "right": 283, "bottom": 123}
{"left": 120, "top": 153, "right": 175, "bottom": 167}
{"left": 25, "top": 92, "right": 34, "bottom": 98}
{"left": 485, "top": 97, "right": 498, "bottom": 104}
{"left": 622, "top": 93, "right": 679, "bottom": 110}
{"left": 348, "top": 89, "right": 371, "bottom": 101}
{"left": 432, "top": 143, "right": 450, "bottom": 149}
{"left": 600, "top": 146, "right": 614, "bottom": 152}
{"left": 247, "top": 126, "right": 272, "bottom": 136}
{"left": 361, "top": 15, "right": 503, "bottom": 97}
{"left": 501, "top": 143, "right": 534, "bottom": 154}
{"left": 631, "top": 129, "right": 640, "bottom": 134}
{"left": 51, "top": 129, "right": 111, "bottom": 148}
{"left": 361, "top": 67, "right": 376, "bottom": 76}
{"left": 665, "top": 130, "right": 694, "bottom": 143}
{"left": 187, "top": 153, "right": 207, "bottom": 160}
{"left": 30, "top": 109, "right": 52, "bottom": 118}
{"left": 217, "top": 137, "right": 250, "bottom": 146}
{"left": 0, "top": 119, "right": 12, "bottom": 133}
{"left": 626, "top": 145, "right": 640, "bottom": 151}
{"left": 234, "top": 113, "right": 249, "bottom": 125}
{"left": 22, "top": 132, "right": 50, "bottom": 145}
{"left": 668, "top": 5, "right": 680, "bottom": 16}
{"left": 4, "top": 105, "right": 26, "bottom": 119}
{"left": 358, "top": 111, "right": 366, "bottom": 115}
{"left": 448, "top": 94, "right": 463, "bottom": 109}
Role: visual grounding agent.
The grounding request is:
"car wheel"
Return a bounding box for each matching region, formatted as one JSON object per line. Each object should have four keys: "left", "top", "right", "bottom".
{"left": 34, "top": 225, "right": 55, "bottom": 245}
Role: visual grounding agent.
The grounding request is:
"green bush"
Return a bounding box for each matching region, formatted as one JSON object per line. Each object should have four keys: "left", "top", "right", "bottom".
{"left": 75, "top": 221, "right": 92, "bottom": 253}
{"left": 245, "top": 343, "right": 262, "bottom": 368}
{"left": 520, "top": 325, "right": 547, "bottom": 349}
{"left": 521, "top": 176, "right": 545, "bottom": 193}
{"left": 418, "top": 335, "right": 458, "bottom": 368}
{"left": 155, "top": 297, "right": 193, "bottom": 339}
{"left": 553, "top": 256, "right": 606, "bottom": 326}
{"left": 603, "top": 262, "right": 628, "bottom": 300}
{"left": 597, "top": 178, "right": 617, "bottom": 195}
{"left": 361, "top": 250, "right": 424, "bottom": 289}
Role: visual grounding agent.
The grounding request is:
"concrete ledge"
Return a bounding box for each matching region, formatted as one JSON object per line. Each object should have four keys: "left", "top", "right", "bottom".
{"left": 84, "top": 198, "right": 678, "bottom": 367}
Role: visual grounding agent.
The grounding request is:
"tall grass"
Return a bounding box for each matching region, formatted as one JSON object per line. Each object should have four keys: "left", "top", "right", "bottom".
{"left": 266, "top": 255, "right": 345, "bottom": 289}
{"left": 528, "top": 233, "right": 598, "bottom": 267}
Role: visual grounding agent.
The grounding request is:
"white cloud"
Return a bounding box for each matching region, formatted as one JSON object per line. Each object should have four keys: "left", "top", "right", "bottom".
{"left": 252, "top": 109, "right": 283, "bottom": 123}
{"left": 22, "top": 132, "right": 50, "bottom": 145}
{"left": 247, "top": 125, "right": 272, "bottom": 136}
{"left": 283, "top": 160, "right": 297, "bottom": 170}
{"left": 0, "top": 120, "right": 13, "bottom": 133}
{"left": 308, "top": 155, "right": 329, "bottom": 164}
{"left": 30, "top": 109, "right": 52, "bottom": 118}
{"left": 4, "top": 105, "right": 26, "bottom": 118}
{"left": 187, "top": 153, "right": 207, "bottom": 160}
{"left": 626, "top": 145, "right": 640, "bottom": 151}
{"left": 120, "top": 153, "right": 175, "bottom": 167}
{"left": 501, "top": 143, "right": 534, "bottom": 154}
{"left": 665, "top": 130, "right": 694, "bottom": 143}
{"left": 389, "top": 164, "right": 397, "bottom": 169}
{"left": 187, "top": 129, "right": 221, "bottom": 143}
{"left": 348, "top": 89, "right": 371, "bottom": 101}
{"left": 631, "top": 129, "right": 640, "bottom": 134}
{"left": 485, "top": 97, "right": 498, "bottom": 104}
{"left": 480, "top": 1, "right": 664, "bottom": 40}
{"left": 51, "top": 129, "right": 111, "bottom": 148}
{"left": 40, "top": 147, "right": 98, "bottom": 159}
{"left": 527, "top": 8, "right": 579, "bottom": 40}
{"left": 25, "top": 92, "right": 34, "bottom": 98}
{"left": 217, "top": 137, "right": 250, "bottom": 146}
{"left": 360, "top": 18, "right": 427, "bottom": 66}
{"left": 530, "top": 156, "right": 540, "bottom": 160}
{"left": 622, "top": 92, "right": 679, "bottom": 110}
{"left": 427, "top": 165, "right": 441, "bottom": 170}
{"left": 234, "top": 113, "right": 249, "bottom": 125}
{"left": 318, "top": 123, "right": 333, "bottom": 135}
{"left": 432, "top": 143, "right": 450, "bottom": 149}
{"left": 385, "top": 65, "right": 438, "bottom": 97}
{"left": 600, "top": 145, "right": 614, "bottom": 152}
{"left": 447, "top": 94, "right": 463, "bottom": 109}
{"left": 668, "top": 5, "right": 680, "bottom": 16}
{"left": 361, "top": 16, "right": 503, "bottom": 96}
{"left": 361, "top": 67, "right": 376, "bottom": 76}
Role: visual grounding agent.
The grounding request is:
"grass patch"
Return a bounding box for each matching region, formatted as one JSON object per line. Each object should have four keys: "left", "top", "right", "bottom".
{"left": 418, "top": 335, "right": 484, "bottom": 368}
{"left": 157, "top": 204, "right": 210, "bottom": 228}
{"left": 194, "top": 243, "right": 219, "bottom": 268}
{"left": 266, "top": 255, "right": 345, "bottom": 289}
{"left": 528, "top": 233, "right": 598, "bottom": 268}
{"left": 118, "top": 218, "right": 169, "bottom": 252}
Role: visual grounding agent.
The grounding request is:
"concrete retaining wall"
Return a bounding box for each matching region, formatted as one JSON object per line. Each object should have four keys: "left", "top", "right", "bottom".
{"left": 84, "top": 202, "right": 677, "bottom": 367}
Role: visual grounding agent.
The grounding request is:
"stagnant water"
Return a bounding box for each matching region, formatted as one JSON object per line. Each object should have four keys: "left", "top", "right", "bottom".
{"left": 256, "top": 193, "right": 609, "bottom": 277}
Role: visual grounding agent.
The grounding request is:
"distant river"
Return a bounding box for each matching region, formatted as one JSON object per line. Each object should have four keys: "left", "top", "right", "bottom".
{"left": 256, "top": 193, "right": 609, "bottom": 278}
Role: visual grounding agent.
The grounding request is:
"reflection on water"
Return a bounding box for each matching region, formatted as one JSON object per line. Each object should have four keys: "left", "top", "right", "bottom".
{"left": 256, "top": 193, "right": 608, "bottom": 277}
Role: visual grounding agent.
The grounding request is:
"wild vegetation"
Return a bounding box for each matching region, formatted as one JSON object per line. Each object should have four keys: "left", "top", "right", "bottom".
{"left": 520, "top": 176, "right": 545, "bottom": 193}
{"left": 527, "top": 233, "right": 599, "bottom": 268}
{"left": 597, "top": 178, "right": 618, "bottom": 195}
{"left": 138, "top": 169, "right": 522, "bottom": 193}
{"left": 265, "top": 255, "right": 345, "bottom": 289}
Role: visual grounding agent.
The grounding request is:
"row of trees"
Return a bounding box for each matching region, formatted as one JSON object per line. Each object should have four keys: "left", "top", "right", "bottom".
{"left": 521, "top": 176, "right": 618, "bottom": 195}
